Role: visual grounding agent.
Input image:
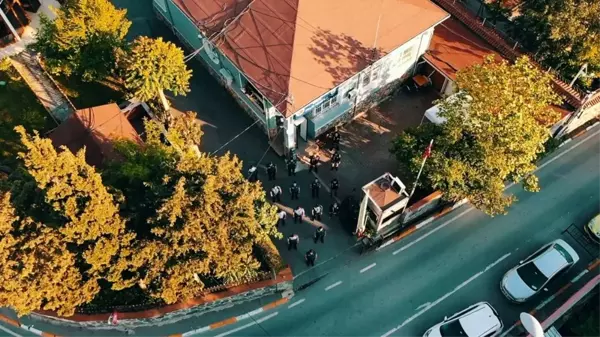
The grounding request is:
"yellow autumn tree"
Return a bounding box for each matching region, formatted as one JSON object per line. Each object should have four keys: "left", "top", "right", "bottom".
{"left": 107, "top": 121, "right": 280, "bottom": 304}
{"left": 0, "top": 127, "right": 135, "bottom": 316}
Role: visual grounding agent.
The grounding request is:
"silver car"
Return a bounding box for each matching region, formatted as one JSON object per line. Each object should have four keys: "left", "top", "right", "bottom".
{"left": 500, "top": 239, "right": 579, "bottom": 303}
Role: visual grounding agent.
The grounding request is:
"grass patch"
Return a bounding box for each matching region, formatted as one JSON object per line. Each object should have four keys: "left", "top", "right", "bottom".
{"left": 0, "top": 62, "right": 57, "bottom": 170}
{"left": 54, "top": 74, "right": 125, "bottom": 109}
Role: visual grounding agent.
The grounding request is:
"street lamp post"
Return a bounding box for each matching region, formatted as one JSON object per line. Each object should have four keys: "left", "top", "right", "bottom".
{"left": 520, "top": 312, "right": 544, "bottom": 337}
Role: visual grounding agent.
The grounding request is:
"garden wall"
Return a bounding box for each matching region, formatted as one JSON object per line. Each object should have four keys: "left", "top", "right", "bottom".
{"left": 31, "top": 266, "right": 293, "bottom": 329}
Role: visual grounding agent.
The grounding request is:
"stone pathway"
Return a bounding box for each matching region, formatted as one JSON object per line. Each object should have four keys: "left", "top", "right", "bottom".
{"left": 10, "top": 50, "right": 74, "bottom": 122}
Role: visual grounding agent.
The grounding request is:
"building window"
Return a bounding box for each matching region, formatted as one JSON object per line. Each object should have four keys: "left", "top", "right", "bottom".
{"left": 310, "top": 95, "right": 338, "bottom": 118}
{"left": 371, "top": 65, "right": 381, "bottom": 82}
{"left": 241, "top": 79, "right": 265, "bottom": 112}
{"left": 400, "top": 45, "right": 415, "bottom": 65}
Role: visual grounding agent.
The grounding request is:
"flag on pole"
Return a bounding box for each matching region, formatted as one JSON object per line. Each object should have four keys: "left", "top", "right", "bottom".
{"left": 422, "top": 140, "right": 433, "bottom": 159}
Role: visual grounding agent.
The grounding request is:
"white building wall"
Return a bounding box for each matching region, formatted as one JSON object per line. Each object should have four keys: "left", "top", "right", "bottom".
{"left": 282, "top": 27, "right": 436, "bottom": 151}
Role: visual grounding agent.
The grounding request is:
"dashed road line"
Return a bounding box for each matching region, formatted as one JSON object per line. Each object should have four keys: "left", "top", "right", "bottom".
{"left": 325, "top": 281, "right": 343, "bottom": 291}
{"left": 381, "top": 253, "right": 511, "bottom": 337}
{"left": 571, "top": 269, "right": 588, "bottom": 283}
{"left": 288, "top": 298, "right": 305, "bottom": 309}
{"left": 360, "top": 263, "right": 377, "bottom": 273}
{"left": 215, "top": 312, "right": 278, "bottom": 337}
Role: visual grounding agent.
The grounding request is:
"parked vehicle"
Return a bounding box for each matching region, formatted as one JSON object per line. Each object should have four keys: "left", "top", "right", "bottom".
{"left": 584, "top": 214, "right": 600, "bottom": 243}
{"left": 423, "top": 302, "right": 503, "bottom": 337}
{"left": 500, "top": 239, "right": 579, "bottom": 303}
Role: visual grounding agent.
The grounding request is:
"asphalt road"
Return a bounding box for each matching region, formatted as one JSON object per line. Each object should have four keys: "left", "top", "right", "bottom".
{"left": 185, "top": 127, "right": 600, "bottom": 337}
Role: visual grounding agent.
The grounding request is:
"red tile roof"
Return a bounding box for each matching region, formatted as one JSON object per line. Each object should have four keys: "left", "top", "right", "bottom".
{"left": 50, "top": 103, "right": 142, "bottom": 166}
{"left": 173, "top": 0, "right": 449, "bottom": 117}
{"left": 423, "top": 18, "right": 503, "bottom": 81}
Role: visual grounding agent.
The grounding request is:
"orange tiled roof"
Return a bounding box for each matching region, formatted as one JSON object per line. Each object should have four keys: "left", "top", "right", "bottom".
{"left": 173, "top": 0, "right": 449, "bottom": 117}
{"left": 423, "top": 18, "right": 503, "bottom": 81}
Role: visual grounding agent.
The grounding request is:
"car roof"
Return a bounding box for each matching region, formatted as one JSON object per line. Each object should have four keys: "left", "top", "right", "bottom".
{"left": 459, "top": 303, "right": 501, "bottom": 337}
{"left": 533, "top": 247, "right": 568, "bottom": 278}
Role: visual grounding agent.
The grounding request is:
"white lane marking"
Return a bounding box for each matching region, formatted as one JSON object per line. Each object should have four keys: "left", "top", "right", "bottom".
{"left": 0, "top": 324, "right": 22, "bottom": 337}
{"left": 499, "top": 323, "right": 520, "bottom": 337}
{"left": 360, "top": 263, "right": 377, "bottom": 273}
{"left": 288, "top": 298, "right": 305, "bottom": 309}
{"left": 415, "top": 302, "right": 431, "bottom": 311}
{"left": 215, "top": 312, "right": 278, "bottom": 337}
{"left": 381, "top": 253, "right": 511, "bottom": 337}
{"left": 325, "top": 281, "right": 343, "bottom": 291}
{"left": 571, "top": 269, "right": 589, "bottom": 283}
{"left": 182, "top": 326, "right": 210, "bottom": 336}
{"left": 393, "top": 208, "right": 474, "bottom": 255}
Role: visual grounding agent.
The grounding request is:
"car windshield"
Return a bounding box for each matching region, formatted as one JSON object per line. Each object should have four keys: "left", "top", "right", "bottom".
{"left": 517, "top": 262, "right": 548, "bottom": 291}
{"left": 440, "top": 320, "right": 467, "bottom": 337}
{"left": 554, "top": 244, "right": 574, "bottom": 264}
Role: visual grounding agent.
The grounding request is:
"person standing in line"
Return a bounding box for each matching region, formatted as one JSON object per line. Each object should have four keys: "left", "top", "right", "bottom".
{"left": 331, "top": 129, "right": 341, "bottom": 151}
{"left": 309, "top": 153, "right": 320, "bottom": 173}
{"left": 314, "top": 226, "right": 326, "bottom": 243}
{"left": 287, "top": 158, "right": 297, "bottom": 176}
{"left": 305, "top": 249, "right": 317, "bottom": 267}
{"left": 311, "top": 204, "right": 323, "bottom": 221}
{"left": 287, "top": 233, "right": 299, "bottom": 250}
{"left": 277, "top": 208, "right": 287, "bottom": 227}
{"left": 331, "top": 150, "right": 341, "bottom": 171}
{"left": 330, "top": 178, "right": 339, "bottom": 197}
{"left": 290, "top": 182, "right": 300, "bottom": 200}
{"left": 293, "top": 206, "right": 305, "bottom": 223}
{"left": 329, "top": 202, "right": 340, "bottom": 217}
{"left": 266, "top": 162, "right": 277, "bottom": 180}
{"left": 311, "top": 178, "right": 321, "bottom": 199}
{"left": 270, "top": 185, "right": 282, "bottom": 202}
{"left": 248, "top": 165, "right": 258, "bottom": 182}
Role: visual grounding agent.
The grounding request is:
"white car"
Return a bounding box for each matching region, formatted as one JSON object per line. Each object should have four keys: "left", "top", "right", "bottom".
{"left": 500, "top": 239, "right": 579, "bottom": 303}
{"left": 424, "top": 302, "right": 503, "bottom": 337}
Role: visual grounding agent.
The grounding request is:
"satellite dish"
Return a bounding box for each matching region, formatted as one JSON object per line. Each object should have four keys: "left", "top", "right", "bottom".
{"left": 520, "top": 312, "right": 544, "bottom": 337}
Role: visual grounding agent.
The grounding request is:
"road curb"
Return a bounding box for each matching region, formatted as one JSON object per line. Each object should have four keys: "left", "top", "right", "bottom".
{"left": 169, "top": 297, "right": 290, "bottom": 337}
{"left": 559, "top": 121, "right": 599, "bottom": 148}
{"left": 377, "top": 198, "right": 469, "bottom": 251}
{"left": 0, "top": 313, "right": 61, "bottom": 337}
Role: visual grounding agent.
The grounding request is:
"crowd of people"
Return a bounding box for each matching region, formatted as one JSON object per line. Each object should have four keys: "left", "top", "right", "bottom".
{"left": 251, "top": 129, "right": 344, "bottom": 268}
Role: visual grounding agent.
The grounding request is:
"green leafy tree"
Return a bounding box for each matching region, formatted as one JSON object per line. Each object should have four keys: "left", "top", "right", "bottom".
{"left": 122, "top": 37, "right": 192, "bottom": 111}
{"left": 391, "top": 56, "right": 561, "bottom": 215}
{"left": 516, "top": 0, "right": 600, "bottom": 87}
{"left": 32, "top": 0, "right": 131, "bottom": 81}
{"left": 105, "top": 119, "right": 279, "bottom": 304}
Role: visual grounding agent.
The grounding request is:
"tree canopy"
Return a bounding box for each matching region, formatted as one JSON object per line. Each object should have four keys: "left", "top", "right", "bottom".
{"left": 515, "top": 0, "right": 600, "bottom": 87}
{"left": 32, "top": 0, "right": 131, "bottom": 81}
{"left": 122, "top": 37, "right": 192, "bottom": 104}
{"left": 390, "top": 56, "right": 561, "bottom": 215}
{"left": 0, "top": 127, "right": 133, "bottom": 316}
{"left": 104, "top": 119, "right": 280, "bottom": 304}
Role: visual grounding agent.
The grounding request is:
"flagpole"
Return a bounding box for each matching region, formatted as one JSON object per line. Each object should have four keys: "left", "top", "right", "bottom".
{"left": 402, "top": 139, "right": 433, "bottom": 213}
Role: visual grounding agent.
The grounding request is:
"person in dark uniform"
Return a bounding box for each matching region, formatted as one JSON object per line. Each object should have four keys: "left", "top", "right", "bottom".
{"left": 286, "top": 158, "right": 297, "bottom": 176}
{"left": 266, "top": 162, "right": 277, "bottom": 180}
{"left": 287, "top": 233, "right": 299, "bottom": 250}
{"left": 277, "top": 208, "right": 287, "bottom": 227}
{"left": 290, "top": 182, "right": 300, "bottom": 200}
{"left": 247, "top": 165, "right": 258, "bottom": 182}
{"left": 270, "top": 185, "right": 282, "bottom": 202}
{"left": 311, "top": 204, "right": 323, "bottom": 221}
{"left": 314, "top": 226, "right": 326, "bottom": 243}
{"left": 331, "top": 150, "right": 341, "bottom": 171}
{"left": 329, "top": 202, "right": 340, "bottom": 217}
{"left": 311, "top": 178, "right": 321, "bottom": 199}
{"left": 294, "top": 206, "right": 305, "bottom": 223}
{"left": 309, "top": 153, "right": 320, "bottom": 173}
{"left": 305, "top": 249, "right": 317, "bottom": 267}
{"left": 330, "top": 178, "right": 339, "bottom": 197}
{"left": 331, "top": 129, "right": 341, "bottom": 150}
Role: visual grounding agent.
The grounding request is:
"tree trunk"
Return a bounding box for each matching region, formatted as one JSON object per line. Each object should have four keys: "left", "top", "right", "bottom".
{"left": 158, "top": 89, "right": 170, "bottom": 112}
